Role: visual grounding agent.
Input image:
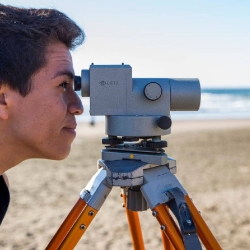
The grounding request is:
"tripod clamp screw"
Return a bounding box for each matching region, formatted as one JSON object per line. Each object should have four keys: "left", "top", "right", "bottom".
{"left": 88, "top": 211, "right": 95, "bottom": 216}
{"left": 160, "top": 225, "right": 166, "bottom": 231}
{"left": 152, "top": 211, "right": 158, "bottom": 217}
{"left": 80, "top": 224, "right": 86, "bottom": 230}
{"left": 185, "top": 219, "right": 192, "bottom": 226}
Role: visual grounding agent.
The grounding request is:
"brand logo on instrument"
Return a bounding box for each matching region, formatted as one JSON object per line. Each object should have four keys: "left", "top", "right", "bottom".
{"left": 99, "top": 81, "right": 118, "bottom": 86}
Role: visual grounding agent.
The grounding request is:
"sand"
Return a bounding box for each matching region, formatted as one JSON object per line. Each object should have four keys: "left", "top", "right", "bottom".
{"left": 1, "top": 119, "right": 250, "bottom": 250}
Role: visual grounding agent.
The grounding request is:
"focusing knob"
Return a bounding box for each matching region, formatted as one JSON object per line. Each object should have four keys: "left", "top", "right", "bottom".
{"left": 74, "top": 76, "right": 81, "bottom": 91}
{"left": 145, "top": 140, "right": 168, "bottom": 148}
{"left": 157, "top": 116, "right": 172, "bottom": 130}
{"left": 144, "top": 82, "right": 162, "bottom": 101}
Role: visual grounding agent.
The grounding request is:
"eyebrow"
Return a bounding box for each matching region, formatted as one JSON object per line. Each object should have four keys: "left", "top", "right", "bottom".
{"left": 52, "top": 69, "right": 75, "bottom": 80}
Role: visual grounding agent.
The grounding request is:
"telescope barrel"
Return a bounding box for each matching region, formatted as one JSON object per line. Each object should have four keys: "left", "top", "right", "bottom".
{"left": 76, "top": 68, "right": 200, "bottom": 112}
{"left": 170, "top": 79, "right": 201, "bottom": 111}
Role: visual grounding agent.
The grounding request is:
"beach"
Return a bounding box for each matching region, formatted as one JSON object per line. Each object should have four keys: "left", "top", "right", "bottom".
{"left": 1, "top": 119, "right": 250, "bottom": 250}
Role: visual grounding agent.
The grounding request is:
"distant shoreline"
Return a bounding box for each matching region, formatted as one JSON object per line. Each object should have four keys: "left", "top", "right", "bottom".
{"left": 201, "top": 87, "right": 250, "bottom": 90}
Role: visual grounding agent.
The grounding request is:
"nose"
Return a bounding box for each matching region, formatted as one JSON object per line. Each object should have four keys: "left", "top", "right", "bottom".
{"left": 67, "top": 91, "right": 84, "bottom": 115}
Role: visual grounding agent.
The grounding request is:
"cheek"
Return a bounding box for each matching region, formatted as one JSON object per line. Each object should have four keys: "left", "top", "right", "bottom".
{"left": 39, "top": 99, "right": 67, "bottom": 128}
{"left": 21, "top": 98, "right": 66, "bottom": 134}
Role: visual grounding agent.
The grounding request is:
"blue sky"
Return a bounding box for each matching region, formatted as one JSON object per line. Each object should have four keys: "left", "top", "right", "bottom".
{"left": 1, "top": 0, "right": 250, "bottom": 88}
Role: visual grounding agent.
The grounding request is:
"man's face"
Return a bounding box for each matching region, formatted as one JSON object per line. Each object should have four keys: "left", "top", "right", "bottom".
{"left": 8, "top": 42, "right": 83, "bottom": 160}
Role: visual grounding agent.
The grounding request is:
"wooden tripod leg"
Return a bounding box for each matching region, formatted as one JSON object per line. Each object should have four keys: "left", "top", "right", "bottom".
{"left": 185, "top": 195, "right": 222, "bottom": 250}
{"left": 161, "top": 231, "right": 175, "bottom": 250}
{"left": 122, "top": 193, "right": 145, "bottom": 250}
{"left": 46, "top": 198, "right": 87, "bottom": 250}
{"left": 58, "top": 204, "right": 98, "bottom": 249}
{"left": 160, "top": 206, "right": 175, "bottom": 250}
{"left": 46, "top": 168, "right": 111, "bottom": 250}
{"left": 153, "top": 204, "right": 185, "bottom": 250}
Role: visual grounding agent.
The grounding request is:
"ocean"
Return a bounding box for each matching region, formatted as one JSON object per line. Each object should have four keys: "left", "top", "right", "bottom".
{"left": 76, "top": 88, "right": 250, "bottom": 123}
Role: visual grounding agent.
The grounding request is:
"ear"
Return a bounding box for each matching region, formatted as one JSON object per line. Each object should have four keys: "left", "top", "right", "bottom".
{"left": 0, "top": 85, "right": 9, "bottom": 120}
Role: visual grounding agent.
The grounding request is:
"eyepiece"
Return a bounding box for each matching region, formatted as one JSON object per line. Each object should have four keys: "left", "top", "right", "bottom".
{"left": 74, "top": 76, "right": 81, "bottom": 91}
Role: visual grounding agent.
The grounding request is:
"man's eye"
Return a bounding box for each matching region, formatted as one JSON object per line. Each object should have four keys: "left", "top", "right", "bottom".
{"left": 60, "top": 82, "right": 68, "bottom": 90}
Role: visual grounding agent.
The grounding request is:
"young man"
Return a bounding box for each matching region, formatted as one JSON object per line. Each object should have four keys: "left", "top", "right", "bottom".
{"left": 0, "top": 4, "right": 84, "bottom": 224}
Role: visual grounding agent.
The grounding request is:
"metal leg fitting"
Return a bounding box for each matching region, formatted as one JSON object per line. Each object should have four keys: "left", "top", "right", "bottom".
{"left": 166, "top": 187, "right": 202, "bottom": 250}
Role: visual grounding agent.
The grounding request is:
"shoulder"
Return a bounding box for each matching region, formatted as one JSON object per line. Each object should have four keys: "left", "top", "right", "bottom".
{"left": 2, "top": 173, "right": 9, "bottom": 187}
{"left": 0, "top": 173, "right": 10, "bottom": 225}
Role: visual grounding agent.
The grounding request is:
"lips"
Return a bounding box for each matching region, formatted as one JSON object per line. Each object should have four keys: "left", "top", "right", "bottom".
{"left": 62, "top": 122, "right": 77, "bottom": 136}
{"left": 63, "top": 124, "right": 77, "bottom": 130}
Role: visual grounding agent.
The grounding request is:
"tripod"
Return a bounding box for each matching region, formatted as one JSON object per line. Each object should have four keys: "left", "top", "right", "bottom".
{"left": 46, "top": 135, "right": 222, "bottom": 250}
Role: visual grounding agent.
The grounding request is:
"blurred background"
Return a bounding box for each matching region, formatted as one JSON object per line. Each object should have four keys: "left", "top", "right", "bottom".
{"left": 1, "top": 1, "right": 250, "bottom": 250}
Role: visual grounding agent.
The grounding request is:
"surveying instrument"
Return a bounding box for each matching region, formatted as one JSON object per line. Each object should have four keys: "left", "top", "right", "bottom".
{"left": 46, "top": 64, "right": 221, "bottom": 250}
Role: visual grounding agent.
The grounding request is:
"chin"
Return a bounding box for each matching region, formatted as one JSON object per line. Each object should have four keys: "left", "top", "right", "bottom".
{"left": 51, "top": 154, "right": 69, "bottom": 161}
{"left": 43, "top": 147, "right": 71, "bottom": 161}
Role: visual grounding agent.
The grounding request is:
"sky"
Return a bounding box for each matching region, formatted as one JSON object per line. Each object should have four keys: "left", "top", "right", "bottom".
{"left": 1, "top": 0, "right": 250, "bottom": 88}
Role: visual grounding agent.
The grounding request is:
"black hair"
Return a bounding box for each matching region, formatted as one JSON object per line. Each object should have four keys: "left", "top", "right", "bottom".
{"left": 0, "top": 4, "right": 85, "bottom": 96}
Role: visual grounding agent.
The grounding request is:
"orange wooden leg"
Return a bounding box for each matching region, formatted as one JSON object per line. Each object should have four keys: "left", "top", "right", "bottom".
{"left": 160, "top": 206, "right": 175, "bottom": 250}
{"left": 46, "top": 198, "right": 87, "bottom": 250}
{"left": 185, "top": 195, "right": 222, "bottom": 250}
{"left": 122, "top": 193, "right": 145, "bottom": 250}
{"left": 161, "top": 230, "right": 175, "bottom": 250}
{"left": 58, "top": 204, "right": 97, "bottom": 250}
{"left": 153, "top": 204, "right": 185, "bottom": 250}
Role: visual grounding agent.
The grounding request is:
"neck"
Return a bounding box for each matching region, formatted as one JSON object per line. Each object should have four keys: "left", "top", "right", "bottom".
{"left": 0, "top": 127, "right": 30, "bottom": 175}
{"left": 0, "top": 144, "right": 26, "bottom": 175}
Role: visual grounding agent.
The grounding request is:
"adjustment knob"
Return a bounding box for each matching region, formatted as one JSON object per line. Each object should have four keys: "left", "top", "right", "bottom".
{"left": 102, "top": 137, "right": 123, "bottom": 145}
{"left": 144, "top": 82, "right": 162, "bottom": 101}
{"left": 145, "top": 140, "right": 168, "bottom": 148}
{"left": 157, "top": 116, "right": 172, "bottom": 130}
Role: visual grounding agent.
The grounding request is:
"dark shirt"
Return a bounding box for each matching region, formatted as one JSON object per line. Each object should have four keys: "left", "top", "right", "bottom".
{"left": 0, "top": 175, "right": 10, "bottom": 225}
